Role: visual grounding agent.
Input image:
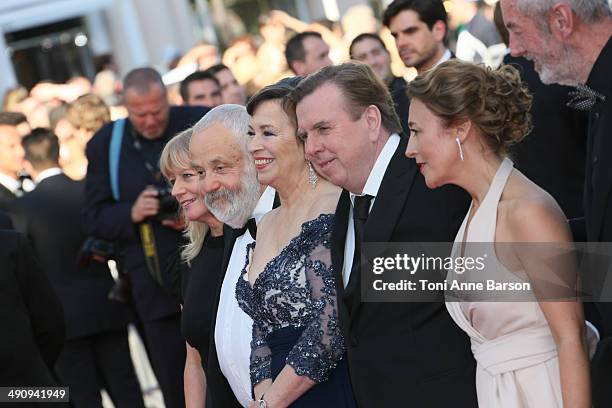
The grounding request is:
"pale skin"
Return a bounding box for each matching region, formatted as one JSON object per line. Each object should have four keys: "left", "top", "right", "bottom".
{"left": 406, "top": 99, "right": 590, "bottom": 407}
{"left": 388, "top": 9, "right": 447, "bottom": 74}
{"left": 246, "top": 99, "right": 341, "bottom": 407}
{"left": 501, "top": 0, "right": 612, "bottom": 86}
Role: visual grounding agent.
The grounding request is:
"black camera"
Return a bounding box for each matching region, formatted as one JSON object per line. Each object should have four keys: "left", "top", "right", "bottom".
{"left": 155, "top": 186, "right": 180, "bottom": 221}
{"left": 77, "top": 237, "right": 115, "bottom": 267}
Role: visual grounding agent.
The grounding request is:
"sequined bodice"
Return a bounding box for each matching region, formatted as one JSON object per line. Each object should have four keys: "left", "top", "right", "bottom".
{"left": 235, "top": 213, "right": 345, "bottom": 385}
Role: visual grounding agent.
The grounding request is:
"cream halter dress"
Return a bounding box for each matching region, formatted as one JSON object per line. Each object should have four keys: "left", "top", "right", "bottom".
{"left": 445, "top": 158, "right": 596, "bottom": 407}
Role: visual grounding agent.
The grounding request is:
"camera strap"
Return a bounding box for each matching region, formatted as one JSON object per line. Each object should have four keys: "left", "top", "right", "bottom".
{"left": 110, "top": 119, "right": 164, "bottom": 286}
{"left": 139, "top": 222, "right": 163, "bottom": 286}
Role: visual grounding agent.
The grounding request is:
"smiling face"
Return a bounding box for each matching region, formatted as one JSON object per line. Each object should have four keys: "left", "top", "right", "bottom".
{"left": 405, "top": 98, "right": 456, "bottom": 188}
{"left": 388, "top": 9, "right": 445, "bottom": 72}
{"left": 297, "top": 83, "right": 375, "bottom": 193}
{"left": 168, "top": 166, "right": 210, "bottom": 222}
{"left": 247, "top": 99, "right": 304, "bottom": 188}
{"left": 189, "top": 123, "right": 260, "bottom": 227}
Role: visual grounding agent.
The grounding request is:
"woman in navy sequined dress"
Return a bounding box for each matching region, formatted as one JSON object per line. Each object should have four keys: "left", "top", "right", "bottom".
{"left": 235, "top": 79, "right": 356, "bottom": 408}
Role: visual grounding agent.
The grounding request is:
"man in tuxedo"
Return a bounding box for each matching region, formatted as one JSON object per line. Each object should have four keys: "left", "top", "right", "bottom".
{"left": 349, "top": 33, "right": 409, "bottom": 136}
{"left": 189, "top": 104, "right": 275, "bottom": 407}
{"left": 11, "top": 129, "right": 144, "bottom": 406}
{"left": 500, "top": 1, "right": 612, "bottom": 405}
{"left": 84, "top": 67, "right": 208, "bottom": 407}
{"left": 0, "top": 230, "right": 65, "bottom": 389}
{"left": 0, "top": 122, "right": 25, "bottom": 211}
{"left": 288, "top": 62, "right": 477, "bottom": 407}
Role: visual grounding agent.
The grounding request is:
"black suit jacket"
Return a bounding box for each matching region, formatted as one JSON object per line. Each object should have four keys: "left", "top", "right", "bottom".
{"left": 205, "top": 225, "right": 244, "bottom": 408}
{"left": 0, "top": 183, "right": 16, "bottom": 212}
{"left": 0, "top": 230, "right": 65, "bottom": 386}
{"left": 331, "top": 138, "right": 477, "bottom": 407}
{"left": 505, "top": 55, "right": 587, "bottom": 221}
{"left": 582, "top": 35, "right": 612, "bottom": 408}
{"left": 11, "top": 174, "right": 131, "bottom": 339}
{"left": 83, "top": 106, "right": 208, "bottom": 321}
{"left": 389, "top": 76, "right": 409, "bottom": 137}
{"left": 0, "top": 210, "right": 13, "bottom": 229}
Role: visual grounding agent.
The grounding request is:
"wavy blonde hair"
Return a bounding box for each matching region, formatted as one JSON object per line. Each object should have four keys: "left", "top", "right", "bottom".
{"left": 159, "top": 128, "right": 209, "bottom": 265}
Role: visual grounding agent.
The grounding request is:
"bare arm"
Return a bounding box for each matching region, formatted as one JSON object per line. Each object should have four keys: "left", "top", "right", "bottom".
{"left": 184, "top": 342, "right": 206, "bottom": 408}
{"left": 510, "top": 198, "right": 590, "bottom": 408}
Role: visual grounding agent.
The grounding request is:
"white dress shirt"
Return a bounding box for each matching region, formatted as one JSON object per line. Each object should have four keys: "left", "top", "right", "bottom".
{"left": 433, "top": 49, "right": 452, "bottom": 69}
{"left": 0, "top": 172, "right": 21, "bottom": 195}
{"left": 215, "top": 186, "right": 276, "bottom": 407}
{"left": 342, "top": 134, "right": 400, "bottom": 287}
{"left": 35, "top": 167, "right": 63, "bottom": 184}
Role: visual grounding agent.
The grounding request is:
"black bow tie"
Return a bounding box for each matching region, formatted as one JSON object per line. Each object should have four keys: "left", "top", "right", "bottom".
{"left": 233, "top": 218, "right": 257, "bottom": 238}
{"left": 567, "top": 84, "right": 606, "bottom": 111}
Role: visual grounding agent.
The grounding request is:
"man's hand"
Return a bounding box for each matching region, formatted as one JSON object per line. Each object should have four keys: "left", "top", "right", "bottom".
{"left": 131, "top": 188, "right": 159, "bottom": 223}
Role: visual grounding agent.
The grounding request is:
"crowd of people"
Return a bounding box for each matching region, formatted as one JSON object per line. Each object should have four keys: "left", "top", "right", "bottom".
{"left": 1, "top": 0, "right": 611, "bottom": 407}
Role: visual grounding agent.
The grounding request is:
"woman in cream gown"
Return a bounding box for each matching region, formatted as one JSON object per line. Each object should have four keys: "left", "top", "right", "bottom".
{"left": 405, "top": 60, "right": 594, "bottom": 407}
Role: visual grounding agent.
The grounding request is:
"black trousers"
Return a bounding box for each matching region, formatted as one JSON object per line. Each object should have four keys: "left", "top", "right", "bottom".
{"left": 141, "top": 312, "right": 186, "bottom": 408}
{"left": 55, "top": 328, "right": 144, "bottom": 408}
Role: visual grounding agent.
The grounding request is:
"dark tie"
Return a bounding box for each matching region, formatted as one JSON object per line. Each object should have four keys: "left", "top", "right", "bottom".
{"left": 566, "top": 84, "right": 606, "bottom": 111}
{"left": 349, "top": 195, "right": 373, "bottom": 288}
{"left": 233, "top": 218, "right": 257, "bottom": 239}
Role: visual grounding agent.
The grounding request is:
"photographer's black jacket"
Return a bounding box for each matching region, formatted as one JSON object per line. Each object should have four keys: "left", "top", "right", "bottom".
{"left": 83, "top": 106, "right": 208, "bottom": 321}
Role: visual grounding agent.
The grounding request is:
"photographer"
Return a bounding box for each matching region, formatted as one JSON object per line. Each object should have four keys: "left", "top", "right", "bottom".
{"left": 83, "top": 67, "right": 208, "bottom": 408}
{"left": 10, "top": 129, "right": 143, "bottom": 406}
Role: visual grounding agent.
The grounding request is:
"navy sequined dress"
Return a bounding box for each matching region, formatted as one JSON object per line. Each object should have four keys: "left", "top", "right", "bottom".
{"left": 235, "top": 214, "right": 356, "bottom": 407}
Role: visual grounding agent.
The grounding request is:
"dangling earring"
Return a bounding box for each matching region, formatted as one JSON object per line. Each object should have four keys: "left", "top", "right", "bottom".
{"left": 307, "top": 161, "right": 318, "bottom": 189}
{"left": 455, "top": 137, "right": 464, "bottom": 161}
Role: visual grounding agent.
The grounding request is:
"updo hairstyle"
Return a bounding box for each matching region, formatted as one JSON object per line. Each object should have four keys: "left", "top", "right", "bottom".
{"left": 407, "top": 59, "right": 532, "bottom": 156}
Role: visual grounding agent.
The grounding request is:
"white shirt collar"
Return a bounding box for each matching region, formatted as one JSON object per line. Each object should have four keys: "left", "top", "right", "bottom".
{"left": 350, "top": 133, "right": 400, "bottom": 204}
{"left": 433, "top": 49, "right": 452, "bottom": 69}
{"left": 253, "top": 186, "right": 276, "bottom": 224}
{"left": 35, "top": 167, "right": 63, "bottom": 184}
{"left": 0, "top": 172, "right": 20, "bottom": 194}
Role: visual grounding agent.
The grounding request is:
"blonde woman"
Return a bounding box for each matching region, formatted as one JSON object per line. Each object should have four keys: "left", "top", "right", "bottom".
{"left": 160, "top": 128, "right": 224, "bottom": 407}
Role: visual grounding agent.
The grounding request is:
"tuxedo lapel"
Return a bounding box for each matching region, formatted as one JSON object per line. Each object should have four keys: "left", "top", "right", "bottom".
{"left": 331, "top": 190, "right": 350, "bottom": 294}
{"left": 344, "top": 140, "right": 418, "bottom": 319}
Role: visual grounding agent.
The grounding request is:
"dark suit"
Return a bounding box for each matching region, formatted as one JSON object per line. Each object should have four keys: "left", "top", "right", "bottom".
{"left": 0, "top": 210, "right": 13, "bottom": 229}
{"left": 10, "top": 173, "right": 143, "bottom": 407}
{"left": 389, "top": 76, "right": 409, "bottom": 137}
{"left": 0, "top": 230, "right": 65, "bottom": 387}
{"left": 0, "top": 183, "right": 17, "bottom": 212}
{"left": 205, "top": 225, "right": 244, "bottom": 408}
{"left": 83, "top": 106, "right": 208, "bottom": 407}
{"left": 505, "top": 55, "right": 587, "bottom": 220}
{"left": 331, "top": 138, "right": 477, "bottom": 407}
{"left": 583, "top": 35, "right": 612, "bottom": 408}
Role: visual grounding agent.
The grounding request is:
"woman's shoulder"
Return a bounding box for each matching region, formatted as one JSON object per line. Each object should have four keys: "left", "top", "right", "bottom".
{"left": 499, "top": 171, "right": 570, "bottom": 242}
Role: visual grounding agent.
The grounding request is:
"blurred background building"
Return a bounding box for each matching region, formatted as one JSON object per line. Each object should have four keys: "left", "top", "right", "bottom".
{"left": 0, "top": 0, "right": 392, "bottom": 104}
